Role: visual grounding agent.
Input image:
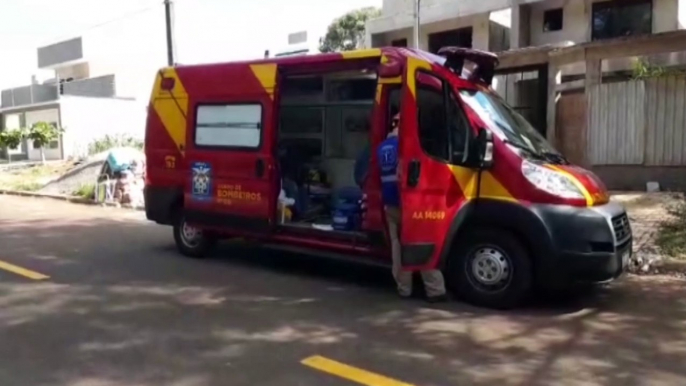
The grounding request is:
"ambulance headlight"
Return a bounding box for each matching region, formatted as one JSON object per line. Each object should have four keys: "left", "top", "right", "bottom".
{"left": 521, "top": 160, "right": 584, "bottom": 199}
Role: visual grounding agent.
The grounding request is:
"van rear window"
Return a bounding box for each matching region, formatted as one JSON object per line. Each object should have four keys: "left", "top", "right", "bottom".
{"left": 195, "top": 104, "right": 262, "bottom": 148}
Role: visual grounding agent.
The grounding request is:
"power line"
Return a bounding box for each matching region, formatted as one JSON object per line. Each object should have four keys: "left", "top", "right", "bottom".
{"left": 41, "top": 1, "right": 162, "bottom": 46}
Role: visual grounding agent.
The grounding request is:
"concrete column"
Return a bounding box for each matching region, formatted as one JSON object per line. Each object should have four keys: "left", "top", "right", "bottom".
{"left": 472, "top": 13, "right": 491, "bottom": 51}
{"left": 653, "top": 0, "right": 680, "bottom": 33}
{"left": 584, "top": 57, "right": 601, "bottom": 156}
{"left": 583, "top": 0, "right": 593, "bottom": 42}
{"left": 364, "top": 29, "right": 373, "bottom": 48}
{"left": 546, "top": 61, "right": 562, "bottom": 146}
{"left": 510, "top": 1, "right": 530, "bottom": 49}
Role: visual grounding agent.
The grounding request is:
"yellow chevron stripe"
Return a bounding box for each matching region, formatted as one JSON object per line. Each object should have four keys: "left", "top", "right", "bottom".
{"left": 151, "top": 68, "right": 189, "bottom": 156}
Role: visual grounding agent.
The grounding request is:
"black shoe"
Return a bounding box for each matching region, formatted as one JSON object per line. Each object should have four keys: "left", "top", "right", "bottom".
{"left": 398, "top": 292, "right": 412, "bottom": 300}
{"left": 426, "top": 294, "right": 449, "bottom": 303}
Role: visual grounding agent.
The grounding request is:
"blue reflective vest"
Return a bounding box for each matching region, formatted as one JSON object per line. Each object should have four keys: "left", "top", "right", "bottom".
{"left": 377, "top": 136, "right": 400, "bottom": 207}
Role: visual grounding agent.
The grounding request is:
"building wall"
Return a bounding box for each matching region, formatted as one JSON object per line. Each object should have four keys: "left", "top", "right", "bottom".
{"left": 55, "top": 62, "right": 90, "bottom": 81}
{"left": 62, "top": 75, "right": 116, "bottom": 98}
{"left": 25, "top": 108, "right": 61, "bottom": 161}
{"left": 368, "top": 0, "right": 511, "bottom": 47}
{"left": 592, "top": 165, "right": 686, "bottom": 191}
{"left": 1, "top": 85, "right": 59, "bottom": 109}
{"left": 370, "top": 13, "right": 505, "bottom": 51}
{"left": 37, "top": 37, "right": 83, "bottom": 69}
{"left": 380, "top": 0, "right": 510, "bottom": 18}
{"left": 528, "top": 0, "right": 588, "bottom": 47}
{"left": 420, "top": 13, "right": 492, "bottom": 50}
{"left": 59, "top": 96, "right": 145, "bottom": 159}
{"left": 526, "top": 0, "right": 681, "bottom": 48}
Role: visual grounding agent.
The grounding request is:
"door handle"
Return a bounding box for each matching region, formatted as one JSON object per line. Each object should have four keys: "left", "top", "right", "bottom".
{"left": 255, "top": 159, "right": 265, "bottom": 178}
{"left": 407, "top": 159, "right": 420, "bottom": 187}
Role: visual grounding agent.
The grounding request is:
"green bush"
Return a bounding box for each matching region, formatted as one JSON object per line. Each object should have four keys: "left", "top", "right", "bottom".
{"left": 656, "top": 200, "right": 686, "bottom": 260}
{"left": 73, "top": 183, "right": 96, "bottom": 199}
{"left": 88, "top": 134, "right": 143, "bottom": 155}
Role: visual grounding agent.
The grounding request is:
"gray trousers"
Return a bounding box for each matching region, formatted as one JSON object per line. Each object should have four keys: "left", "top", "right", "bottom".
{"left": 385, "top": 206, "right": 446, "bottom": 297}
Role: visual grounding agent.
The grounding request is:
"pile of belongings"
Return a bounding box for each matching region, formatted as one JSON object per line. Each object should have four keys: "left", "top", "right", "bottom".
{"left": 103, "top": 147, "right": 145, "bottom": 207}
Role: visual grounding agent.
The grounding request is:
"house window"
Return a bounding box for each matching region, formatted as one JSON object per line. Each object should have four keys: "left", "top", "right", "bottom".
{"left": 195, "top": 104, "right": 262, "bottom": 148}
{"left": 543, "top": 8, "right": 564, "bottom": 32}
{"left": 391, "top": 38, "right": 408, "bottom": 47}
{"left": 592, "top": 0, "right": 652, "bottom": 41}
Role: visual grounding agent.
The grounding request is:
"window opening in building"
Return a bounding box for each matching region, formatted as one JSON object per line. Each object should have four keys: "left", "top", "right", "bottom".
{"left": 428, "top": 27, "right": 473, "bottom": 54}
{"left": 391, "top": 38, "right": 408, "bottom": 47}
{"left": 592, "top": 0, "right": 652, "bottom": 41}
{"left": 543, "top": 8, "right": 564, "bottom": 32}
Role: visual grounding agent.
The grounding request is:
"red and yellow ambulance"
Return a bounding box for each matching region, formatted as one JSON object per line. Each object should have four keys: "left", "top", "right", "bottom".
{"left": 144, "top": 46, "right": 632, "bottom": 309}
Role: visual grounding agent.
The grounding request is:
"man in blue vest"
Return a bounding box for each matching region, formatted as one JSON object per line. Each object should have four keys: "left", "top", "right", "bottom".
{"left": 377, "top": 113, "right": 447, "bottom": 302}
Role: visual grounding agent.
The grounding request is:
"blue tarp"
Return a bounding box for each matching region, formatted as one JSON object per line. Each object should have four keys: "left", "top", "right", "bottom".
{"left": 105, "top": 147, "right": 145, "bottom": 173}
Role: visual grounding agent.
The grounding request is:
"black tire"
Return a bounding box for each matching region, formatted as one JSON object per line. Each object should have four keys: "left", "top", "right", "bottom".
{"left": 172, "top": 210, "right": 216, "bottom": 258}
{"left": 446, "top": 228, "right": 533, "bottom": 310}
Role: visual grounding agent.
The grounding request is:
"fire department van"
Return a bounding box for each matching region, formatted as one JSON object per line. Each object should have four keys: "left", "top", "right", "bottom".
{"left": 144, "top": 47, "right": 632, "bottom": 309}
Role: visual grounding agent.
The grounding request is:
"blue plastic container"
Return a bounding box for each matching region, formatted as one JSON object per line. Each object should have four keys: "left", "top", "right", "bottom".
{"left": 332, "top": 202, "right": 361, "bottom": 231}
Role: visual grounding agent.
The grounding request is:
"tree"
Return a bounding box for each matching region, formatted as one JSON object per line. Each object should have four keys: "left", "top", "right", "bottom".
{"left": 319, "top": 7, "right": 381, "bottom": 53}
{"left": 0, "top": 128, "right": 27, "bottom": 163}
{"left": 27, "top": 121, "right": 63, "bottom": 164}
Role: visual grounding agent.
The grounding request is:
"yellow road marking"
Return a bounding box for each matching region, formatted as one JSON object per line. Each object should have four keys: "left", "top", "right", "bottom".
{"left": 0, "top": 259, "right": 49, "bottom": 280}
{"left": 302, "top": 356, "right": 416, "bottom": 386}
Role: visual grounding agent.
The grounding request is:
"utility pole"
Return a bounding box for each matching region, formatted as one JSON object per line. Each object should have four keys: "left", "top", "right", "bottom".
{"left": 413, "top": 0, "right": 421, "bottom": 49}
{"left": 164, "top": 0, "right": 176, "bottom": 66}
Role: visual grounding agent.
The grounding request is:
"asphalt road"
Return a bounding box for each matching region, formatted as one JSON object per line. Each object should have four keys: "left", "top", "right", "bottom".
{"left": 0, "top": 194, "right": 685, "bottom": 386}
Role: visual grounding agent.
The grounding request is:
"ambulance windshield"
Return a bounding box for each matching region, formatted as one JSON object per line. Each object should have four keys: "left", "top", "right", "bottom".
{"left": 459, "top": 88, "right": 561, "bottom": 159}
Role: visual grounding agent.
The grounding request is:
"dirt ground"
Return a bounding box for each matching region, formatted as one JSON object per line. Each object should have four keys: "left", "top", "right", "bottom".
{"left": 612, "top": 192, "right": 686, "bottom": 266}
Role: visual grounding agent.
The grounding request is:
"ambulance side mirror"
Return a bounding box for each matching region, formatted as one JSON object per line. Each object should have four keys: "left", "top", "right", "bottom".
{"left": 477, "top": 128, "right": 494, "bottom": 169}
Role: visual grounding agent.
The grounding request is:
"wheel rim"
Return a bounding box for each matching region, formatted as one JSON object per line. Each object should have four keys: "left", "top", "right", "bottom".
{"left": 181, "top": 221, "right": 202, "bottom": 248}
{"left": 466, "top": 246, "right": 512, "bottom": 293}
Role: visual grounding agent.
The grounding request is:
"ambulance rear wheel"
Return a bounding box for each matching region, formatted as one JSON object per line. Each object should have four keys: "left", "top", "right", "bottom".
{"left": 448, "top": 229, "right": 532, "bottom": 310}
{"left": 173, "top": 212, "right": 216, "bottom": 258}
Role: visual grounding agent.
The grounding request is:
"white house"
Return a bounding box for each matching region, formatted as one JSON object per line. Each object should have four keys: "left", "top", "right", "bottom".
{"left": 0, "top": 9, "right": 166, "bottom": 162}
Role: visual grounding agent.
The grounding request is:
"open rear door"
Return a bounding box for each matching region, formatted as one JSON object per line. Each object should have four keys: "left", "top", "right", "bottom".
{"left": 397, "top": 56, "right": 473, "bottom": 271}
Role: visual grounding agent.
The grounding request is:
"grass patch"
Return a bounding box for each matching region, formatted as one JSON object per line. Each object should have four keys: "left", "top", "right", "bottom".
{"left": 0, "top": 161, "right": 75, "bottom": 193}
{"left": 8, "top": 181, "right": 44, "bottom": 191}
{"left": 72, "top": 183, "right": 95, "bottom": 199}
{"left": 656, "top": 200, "right": 686, "bottom": 260}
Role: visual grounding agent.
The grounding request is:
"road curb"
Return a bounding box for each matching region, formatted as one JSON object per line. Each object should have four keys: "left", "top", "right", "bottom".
{"left": 0, "top": 189, "right": 145, "bottom": 211}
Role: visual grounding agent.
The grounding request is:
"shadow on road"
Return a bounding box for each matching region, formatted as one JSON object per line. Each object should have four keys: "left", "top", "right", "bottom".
{"left": 0, "top": 215, "right": 685, "bottom": 386}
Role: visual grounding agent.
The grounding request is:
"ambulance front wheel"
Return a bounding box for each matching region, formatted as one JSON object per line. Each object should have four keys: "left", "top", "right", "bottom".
{"left": 447, "top": 229, "right": 533, "bottom": 310}
{"left": 173, "top": 211, "right": 216, "bottom": 258}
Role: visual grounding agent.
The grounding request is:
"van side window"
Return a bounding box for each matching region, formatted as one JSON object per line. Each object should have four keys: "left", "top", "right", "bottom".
{"left": 416, "top": 72, "right": 470, "bottom": 164}
{"left": 195, "top": 104, "right": 262, "bottom": 148}
{"left": 448, "top": 92, "right": 470, "bottom": 163}
{"left": 417, "top": 85, "right": 449, "bottom": 160}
